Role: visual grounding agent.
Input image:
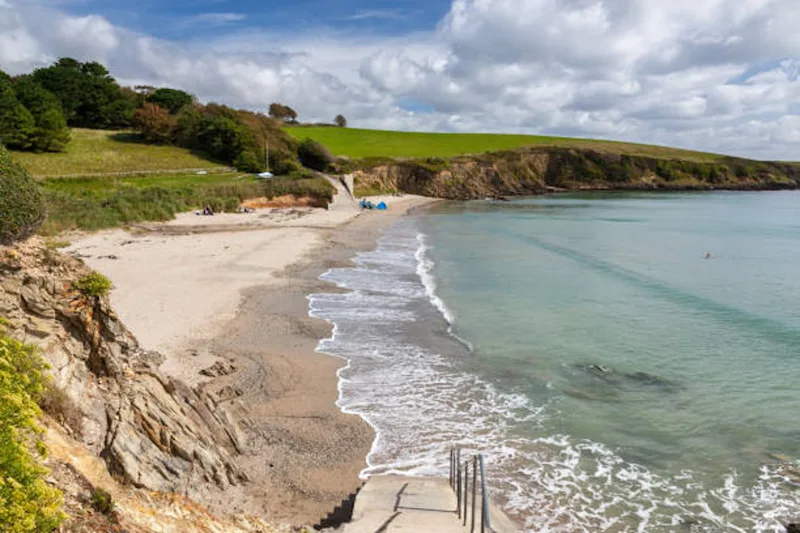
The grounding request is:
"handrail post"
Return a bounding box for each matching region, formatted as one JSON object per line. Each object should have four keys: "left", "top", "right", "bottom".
{"left": 463, "top": 462, "right": 469, "bottom": 526}
{"left": 449, "top": 448, "right": 454, "bottom": 489}
{"left": 456, "top": 449, "right": 462, "bottom": 518}
{"left": 479, "top": 454, "right": 491, "bottom": 533}
{"left": 471, "top": 455, "right": 477, "bottom": 533}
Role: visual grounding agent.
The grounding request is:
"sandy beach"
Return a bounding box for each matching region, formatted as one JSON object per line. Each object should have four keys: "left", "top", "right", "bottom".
{"left": 66, "top": 191, "right": 438, "bottom": 525}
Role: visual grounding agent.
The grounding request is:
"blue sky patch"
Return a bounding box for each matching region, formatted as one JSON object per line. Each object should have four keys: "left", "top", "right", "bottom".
{"left": 60, "top": 0, "right": 451, "bottom": 39}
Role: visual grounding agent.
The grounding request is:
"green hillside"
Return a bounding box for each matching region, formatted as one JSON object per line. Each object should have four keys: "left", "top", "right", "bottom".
{"left": 7, "top": 129, "right": 333, "bottom": 234}
{"left": 11, "top": 129, "right": 227, "bottom": 178}
{"left": 286, "top": 127, "right": 723, "bottom": 163}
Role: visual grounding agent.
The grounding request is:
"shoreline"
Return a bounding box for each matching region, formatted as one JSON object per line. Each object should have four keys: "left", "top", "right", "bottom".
{"left": 66, "top": 194, "right": 439, "bottom": 525}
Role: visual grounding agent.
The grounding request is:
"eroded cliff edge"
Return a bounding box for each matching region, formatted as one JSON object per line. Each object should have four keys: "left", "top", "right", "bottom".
{"left": 0, "top": 239, "right": 246, "bottom": 501}
{"left": 351, "top": 147, "right": 800, "bottom": 199}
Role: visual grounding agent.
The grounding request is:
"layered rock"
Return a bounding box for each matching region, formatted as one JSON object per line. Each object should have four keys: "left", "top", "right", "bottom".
{"left": 0, "top": 239, "right": 245, "bottom": 497}
{"left": 352, "top": 147, "right": 800, "bottom": 200}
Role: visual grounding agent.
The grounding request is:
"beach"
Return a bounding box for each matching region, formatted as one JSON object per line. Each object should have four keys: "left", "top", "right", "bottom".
{"left": 66, "top": 192, "right": 438, "bottom": 525}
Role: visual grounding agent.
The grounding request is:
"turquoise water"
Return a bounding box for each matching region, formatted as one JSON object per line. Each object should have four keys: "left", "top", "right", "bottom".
{"left": 311, "top": 191, "right": 800, "bottom": 532}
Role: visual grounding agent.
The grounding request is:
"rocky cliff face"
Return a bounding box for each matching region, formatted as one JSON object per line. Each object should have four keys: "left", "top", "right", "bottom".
{"left": 0, "top": 239, "right": 245, "bottom": 499}
{"left": 352, "top": 148, "right": 800, "bottom": 200}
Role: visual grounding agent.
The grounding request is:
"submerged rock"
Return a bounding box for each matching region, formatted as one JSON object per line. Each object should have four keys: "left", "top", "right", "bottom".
{"left": 624, "top": 371, "right": 684, "bottom": 392}
{"left": 573, "top": 363, "right": 683, "bottom": 393}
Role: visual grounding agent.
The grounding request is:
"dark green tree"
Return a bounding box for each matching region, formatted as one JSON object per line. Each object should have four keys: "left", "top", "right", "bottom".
{"left": 174, "top": 105, "right": 203, "bottom": 148}
{"left": 297, "top": 138, "right": 334, "bottom": 171}
{"left": 334, "top": 114, "right": 347, "bottom": 127}
{"left": 31, "top": 58, "right": 85, "bottom": 123}
{"left": 0, "top": 75, "right": 35, "bottom": 150}
{"left": 32, "top": 58, "right": 131, "bottom": 129}
{"left": 12, "top": 77, "right": 70, "bottom": 152}
{"left": 147, "top": 88, "right": 194, "bottom": 114}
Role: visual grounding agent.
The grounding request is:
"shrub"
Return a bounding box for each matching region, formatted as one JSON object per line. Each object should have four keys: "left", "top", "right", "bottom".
{"left": 38, "top": 383, "right": 83, "bottom": 436}
{"left": 298, "top": 138, "right": 334, "bottom": 172}
{"left": 269, "top": 149, "right": 301, "bottom": 175}
{"left": 146, "top": 88, "right": 194, "bottom": 114}
{"left": 0, "top": 333, "right": 65, "bottom": 532}
{"left": 90, "top": 488, "right": 114, "bottom": 516}
{"left": 132, "top": 103, "right": 175, "bottom": 144}
{"left": 73, "top": 272, "right": 112, "bottom": 298}
{"left": 0, "top": 146, "right": 46, "bottom": 245}
{"left": 233, "top": 150, "right": 264, "bottom": 173}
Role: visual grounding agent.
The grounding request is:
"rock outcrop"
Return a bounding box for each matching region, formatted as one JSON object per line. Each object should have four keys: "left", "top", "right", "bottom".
{"left": 0, "top": 239, "right": 245, "bottom": 498}
{"left": 352, "top": 147, "right": 800, "bottom": 200}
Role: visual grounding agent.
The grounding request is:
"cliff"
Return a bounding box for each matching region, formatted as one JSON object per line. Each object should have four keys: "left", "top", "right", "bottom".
{"left": 351, "top": 147, "right": 800, "bottom": 199}
{"left": 0, "top": 239, "right": 246, "bottom": 504}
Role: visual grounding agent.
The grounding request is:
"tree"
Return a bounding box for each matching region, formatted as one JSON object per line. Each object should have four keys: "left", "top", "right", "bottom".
{"left": 0, "top": 145, "right": 46, "bottom": 244}
{"left": 147, "top": 88, "right": 194, "bottom": 114}
{"left": 32, "top": 58, "right": 131, "bottom": 129}
{"left": 31, "top": 58, "right": 85, "bottom": 123}
{"left": 0, "top": 79, "right": 35, "bottom": 150}
{"left": 297, "top": 138, "right": 334, "bottom": 172}
{"left": 334, "top": 114, "right": 347, "bottom": 128}
{"left": 132, "top": 103, "right": 175, "bottom": 144}
{"left": 12, "top": 77, "right": 70, "bottom": 152}
{"left": 76, "top": 74, "right": 130, "bottom": 128}
{"left": 268, "top": 103, "right": 298, "bottom": 123}
{"left": 174, "top": 105, "right": 203, "bottom": 148}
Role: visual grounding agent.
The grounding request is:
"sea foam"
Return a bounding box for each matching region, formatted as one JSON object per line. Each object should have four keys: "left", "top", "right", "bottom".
{"left": 308, "top": 218, "right": 799, "bottom": 533}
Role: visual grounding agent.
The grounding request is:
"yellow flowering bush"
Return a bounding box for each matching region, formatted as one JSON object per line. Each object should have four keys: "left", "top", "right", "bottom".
{"left": 0, "top": 331, "right": 64, "bottom": 532}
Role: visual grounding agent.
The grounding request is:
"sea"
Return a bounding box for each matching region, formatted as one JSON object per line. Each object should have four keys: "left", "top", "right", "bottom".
{"left": 308, "top": 191, "right": 800, "bottom": 532}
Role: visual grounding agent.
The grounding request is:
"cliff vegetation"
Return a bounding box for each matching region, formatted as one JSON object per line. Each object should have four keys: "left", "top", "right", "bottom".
{"left": 348, "top": 147, "right": 800, "bottom": 199}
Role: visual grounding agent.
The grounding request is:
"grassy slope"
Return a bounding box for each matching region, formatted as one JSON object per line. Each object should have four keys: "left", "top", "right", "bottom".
{"left": 11, "top": 129, "right": 227, "bottom": 177}
{"left": 7, "top": 129, "right": 333, "bottom": 234}
{"left": 286, "top": 127, "right": 724, "bottom": 162}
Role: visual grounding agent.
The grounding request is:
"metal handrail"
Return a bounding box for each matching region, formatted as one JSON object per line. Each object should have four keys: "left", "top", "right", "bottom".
{"left": 449, "top": 448, "right": 495, "bottom": 533}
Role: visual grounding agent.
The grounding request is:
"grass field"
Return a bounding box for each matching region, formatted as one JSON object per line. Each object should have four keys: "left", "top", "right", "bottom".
{"left": 12, "top": 129, "right": 227, "bottom": 177}
{"left": 286, "top": 127, "right": 724, "bottom": 162}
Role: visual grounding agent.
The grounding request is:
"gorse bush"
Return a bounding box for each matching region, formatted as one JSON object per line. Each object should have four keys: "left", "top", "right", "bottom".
{"left": 0, "top": 329, "right": 64, "bottom": 532}
{"left": 74, "top": 272, "right": 113, "bottom": 298}
{"left": 0, "top": 146, "right": 46, "bottom": 245}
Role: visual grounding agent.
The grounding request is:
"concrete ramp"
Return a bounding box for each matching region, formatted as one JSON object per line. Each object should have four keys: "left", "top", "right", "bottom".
{"left": 344, "top": 476, "right": 459, "bottom": 533}
{"left": 343, "top": 476, "right": 518, "bottom": 533}
{"left": 324, "top": 174, "right": 357, "bottom": 207}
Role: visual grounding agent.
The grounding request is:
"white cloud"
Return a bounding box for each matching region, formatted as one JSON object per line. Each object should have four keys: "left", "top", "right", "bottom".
{"left": 340, "top": 9, "right": 407, "bottom": 21}
{"left": 0, "top": 0, "right": 799, "bottom": 159}
{"left": 175, "top": 12, "right": 247, "bottom": 30}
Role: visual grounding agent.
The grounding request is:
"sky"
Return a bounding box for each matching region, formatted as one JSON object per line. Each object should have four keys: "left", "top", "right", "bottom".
{"left": 1, "top": 0, "right": 799, "bottom": 160}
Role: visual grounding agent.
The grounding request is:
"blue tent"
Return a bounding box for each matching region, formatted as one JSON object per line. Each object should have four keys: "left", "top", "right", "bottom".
{"left": 376, "top": 201, "right": 387, "bottom": 210}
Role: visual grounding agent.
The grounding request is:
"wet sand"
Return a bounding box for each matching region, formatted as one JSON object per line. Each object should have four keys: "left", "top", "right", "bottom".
{"left": 68, "top": 195, "right": 438, "bottom": 525}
